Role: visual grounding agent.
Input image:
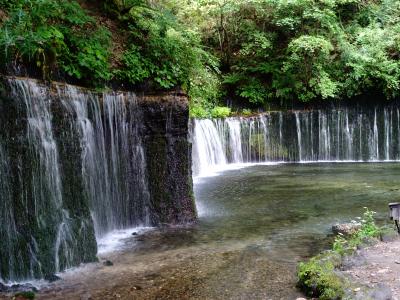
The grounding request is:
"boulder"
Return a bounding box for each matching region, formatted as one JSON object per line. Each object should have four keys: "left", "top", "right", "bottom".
{"left": 332, "top": 223, "right": 361, "bottom": 236}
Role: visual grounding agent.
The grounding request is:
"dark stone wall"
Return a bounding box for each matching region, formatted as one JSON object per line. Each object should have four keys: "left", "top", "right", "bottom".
{"left": 139, "top": 92, "right": 196, "bottom": 225}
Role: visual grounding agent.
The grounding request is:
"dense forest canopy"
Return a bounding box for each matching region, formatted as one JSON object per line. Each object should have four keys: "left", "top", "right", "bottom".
{"left": 1, "top": 0, "right": 400, "bottom": 116}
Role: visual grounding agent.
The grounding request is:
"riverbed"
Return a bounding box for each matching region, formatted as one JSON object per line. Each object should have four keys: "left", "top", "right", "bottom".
{"left": 3, "top": 162, "right": 399, "bottom": 299}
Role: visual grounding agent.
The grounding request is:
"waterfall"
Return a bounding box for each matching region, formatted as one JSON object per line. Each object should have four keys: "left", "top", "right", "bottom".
{"left": 295, "top": 112, "right": 303, "bottom": 161}
{"left": 226, "top": 119, "right": 243, "bottom": 163}
{"left": 0, "top": 78, "right": 153, "bottom": 281}
{"left": 192, "top": 119, "right": 227, "bottom": 176}
{"left": 58, "top": 86, "right": 151, "bottom": 237}
{"left": 0, "top": 144, "right": 19, "bottom": 280}
{"left": 192, "top": 106, "right": 400, "bottom": 172}
{"left": 7, "top": 79, "right": 77, "bottom": 279}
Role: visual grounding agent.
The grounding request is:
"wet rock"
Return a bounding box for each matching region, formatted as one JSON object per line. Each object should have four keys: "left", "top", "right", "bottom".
{"left": 44, "top": 273, "right": 61, "bottom": 282}
{"left": 13, "top": 284, "right": 38, "bottom": 293}
{"left": 332, "top": 223, "right": 361, "bottom": 236}
{"left": 132, "top": 232, "right": 138, "bottom": 236}
{"left": 0, "top": 283, "right": 38, "bottom": 293}
{"left": 0, "top": 282, "right": 9, "bottom": 292}
{"left": 103, "top": 260, "right": 114, "bottom": 266}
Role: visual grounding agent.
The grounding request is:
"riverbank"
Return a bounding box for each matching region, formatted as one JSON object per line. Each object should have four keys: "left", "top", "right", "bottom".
{"left": 342, "top": 236, "right": 400, "bottom": 300}
{"left": 297, "top": 209, "right": 399, "bottom": 300}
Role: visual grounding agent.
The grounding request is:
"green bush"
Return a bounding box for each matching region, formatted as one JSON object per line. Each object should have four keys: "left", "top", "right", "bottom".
{"left": 332, "top": 208, "right": 380, "bottom": 256}
{"left": 298, "top": 252, "right": 345, "bottom": 300}
{"left": 211, "top": 106, "right": 231, "bottom": 118}
{"left": 13, "top": 291, "right": 35, "bottom": 300}
{"left": 242, "top": 109, "right": 253, "bottom": 117}
{"left": 0, "top": 0, "right": 112, "bottom": 84}
{"left": 190, "top": 104, "right": 209, "bottom": 118}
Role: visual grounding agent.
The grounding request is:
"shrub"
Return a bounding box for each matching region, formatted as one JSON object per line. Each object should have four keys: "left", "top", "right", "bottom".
{"left": 190, "top": 104, "right": 209, "bottom": 118}
{"left": 0, "top": 0, "right": 112, "bottom": 85}
{"left": 297, "top": 252, "right": 345, "bottom": 300}
{"left": 211, "top": 106, "right": 231, "bottom": 118}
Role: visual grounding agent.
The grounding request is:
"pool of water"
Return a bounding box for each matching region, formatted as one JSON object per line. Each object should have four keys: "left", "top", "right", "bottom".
{"left": 193, "top": 162, "right": 399, "bottom": 261}
{"left": 26, "top": 162, "right": 400, "bottom": 299}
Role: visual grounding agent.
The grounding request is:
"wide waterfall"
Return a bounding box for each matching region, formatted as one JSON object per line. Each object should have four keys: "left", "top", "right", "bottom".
{"left": 192, "top": 107, "right": 400, "bottom": 176}
{"left": 0, "top": 77, "right": 196, "bottom": 282}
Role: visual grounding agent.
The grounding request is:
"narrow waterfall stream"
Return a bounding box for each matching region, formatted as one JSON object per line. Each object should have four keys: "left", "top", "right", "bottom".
{"left": 192, "top": 107, "right": 400, "bottom": 176}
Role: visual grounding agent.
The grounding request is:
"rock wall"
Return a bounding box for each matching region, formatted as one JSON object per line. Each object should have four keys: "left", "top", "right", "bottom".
{"left": 0, "top": 77, "right": 196, "bottom": 281}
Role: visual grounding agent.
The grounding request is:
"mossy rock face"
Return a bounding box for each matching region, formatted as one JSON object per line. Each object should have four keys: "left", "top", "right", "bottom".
{"left": 140, "top": 93, "right": 196, "bottom": 225}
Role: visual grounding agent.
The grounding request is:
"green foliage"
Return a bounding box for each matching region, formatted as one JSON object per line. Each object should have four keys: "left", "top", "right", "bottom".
{"left": 2, "top": 0, "right": 400, "bottom": 106}
{"left": 13, "top": 291, "right": 35, "bottom": 300}
{"left": 114, "top": 0, "right": 216, "bottom": 91}
{"left": 190, "top": 104, "right": 209, "bottom": 118}
{"left": 189, "top": 105, "right": 231, "bottom": 119}
{"left": 297, "top": 252, "right": 345, "bottom": 300}
{"left": 0, "top": 0, "right": 112, "bottom": 84}
{"left": 242, "top": 109, "right": 253, "bottom": 117}
{"left": 176, "top": 0, "right": 400, "bottom": 107}
{"left": 210, "top": 106, "right": 231, "bottom": 118}
{"left": 332, "top": 208, "right": 380, "bottom": 255}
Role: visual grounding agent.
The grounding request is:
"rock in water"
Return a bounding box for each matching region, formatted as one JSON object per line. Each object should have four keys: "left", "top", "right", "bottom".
{"left": 103, "top": 260, "right": 114, "bottom": 266}
{"left": 44, "top": 274, "right": 61, "bottom": 283}
{"left": 332, "top": 223, "right": 361, "bottom": 236}
{"left": 0, "top": 282, "right": 9, "bottom": 292}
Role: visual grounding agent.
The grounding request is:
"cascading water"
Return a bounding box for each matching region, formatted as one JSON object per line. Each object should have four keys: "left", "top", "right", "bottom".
{"left": 0, "top": 78, "right": 153, "bottom": 281}
{"left": 59, "top": 86, "right": 151, "bottom": 237}
{"left": 192, "top": 119, "right": 227, "bottom": 176}
{"left": 192, "top": 107, "right": 400, "bottom": 175}
{"left": 2, "top": 79, "right": 86, "bottom": 280}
